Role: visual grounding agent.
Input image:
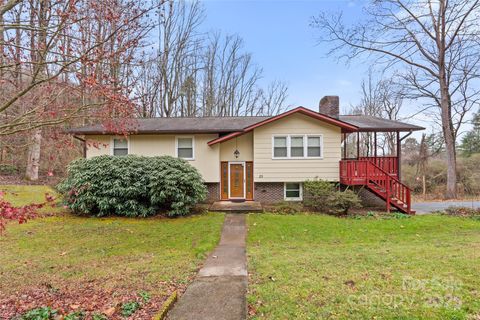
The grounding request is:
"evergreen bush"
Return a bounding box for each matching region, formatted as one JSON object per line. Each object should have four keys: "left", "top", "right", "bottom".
{"left": 303, "top": 180, "right": 361, "bottom": 215}
{"left": 57, "top": 155, "right": 206, "bottom": 217}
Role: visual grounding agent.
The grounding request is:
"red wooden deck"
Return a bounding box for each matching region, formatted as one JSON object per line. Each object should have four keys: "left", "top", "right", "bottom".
{"left": 340, "top": 157, "right": 413, "bottom": 214}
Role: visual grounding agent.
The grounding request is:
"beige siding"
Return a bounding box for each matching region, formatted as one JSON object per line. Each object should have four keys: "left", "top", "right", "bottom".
{"left": 220, "top": 132, "right": 253, "bottom": 161}
{"left": 85, "top": 134, "right": 220, "bottom": 182}
{"left": 130, "top": 135, "right": 175, "bottom": 156}
{"left": 85, "top": 135, "right": 110, "bottom": 157}
{"left": 83, "top": 113, "right": 343, "bottom": 184}
{"left": 253, "top": 113, "right": 341, "bottom": 182}
{"left": 188, "top": 134, "right": 220, "bottom": 182}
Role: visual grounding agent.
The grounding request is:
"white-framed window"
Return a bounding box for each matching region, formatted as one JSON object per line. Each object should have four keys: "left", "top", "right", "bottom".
{"left": 284, "top": 182, "right": 302, "bottom": 201}
{"left": 273, "top": 136, "right": 288, "bottom": 158}
{"left": 111, "top": 137, "right": 129, "bottom": 156}
{"left": 307, "top": 136, "right": 322, "bottom": 157}
{"left": 272, "top": 135, "right": 323, "bottom": 159}
{"left": 290, "top": 136, "right": 304, "bottom": 157}
{"left": 176, "top": 136, "right": 195, "bottom": 160}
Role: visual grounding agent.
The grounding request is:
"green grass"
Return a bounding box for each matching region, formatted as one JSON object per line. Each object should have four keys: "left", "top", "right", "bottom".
{"left": 0, "top": 184, "right": 64, "bottom": 214}
{"left": 0, "top": 185, "right": 224, "bottom": 295}
{"left": 247, "top": 214, "right": 480, "bottom": 319}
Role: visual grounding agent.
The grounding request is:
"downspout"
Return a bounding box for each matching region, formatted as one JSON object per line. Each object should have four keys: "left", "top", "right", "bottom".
{"left": 73, "top": 135, "right": 87, "bottom": 158}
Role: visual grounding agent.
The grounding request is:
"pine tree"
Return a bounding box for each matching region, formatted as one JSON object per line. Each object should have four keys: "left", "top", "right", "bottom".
{"left": 461, "top": 111, "right": 480, "bottom": 157}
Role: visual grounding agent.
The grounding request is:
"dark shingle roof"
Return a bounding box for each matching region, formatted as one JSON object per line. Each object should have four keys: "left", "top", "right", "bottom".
{"left": 338, "top": 115, "right": 425, "bottom": 132}
{"left": 68, "top": 113, "right": 424, "bottom": 135}
{"left": 68, "top": 116, "right": 270, "bottom": 134}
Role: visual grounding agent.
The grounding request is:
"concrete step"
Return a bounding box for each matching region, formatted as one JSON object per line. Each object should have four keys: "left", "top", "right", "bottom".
{"left": 209, "top": 201, "right": 263, "bottom": 213}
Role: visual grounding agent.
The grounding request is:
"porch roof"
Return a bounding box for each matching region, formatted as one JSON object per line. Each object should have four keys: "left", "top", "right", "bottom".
{"left": 339, "top": 115, "right": 425, "bottom": 132}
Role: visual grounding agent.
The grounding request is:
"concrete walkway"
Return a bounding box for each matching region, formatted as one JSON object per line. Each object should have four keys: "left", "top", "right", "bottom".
{"left": 413, "top": 200, "right": 480, "bottom": 214}
{"left": 168, "top": 214, "right": 247, "bottom": 320}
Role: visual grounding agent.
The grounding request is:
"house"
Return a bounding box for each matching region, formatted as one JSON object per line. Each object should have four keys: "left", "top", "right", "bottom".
{"left": 69, "top": 96, "right": 424, "bottom": 213}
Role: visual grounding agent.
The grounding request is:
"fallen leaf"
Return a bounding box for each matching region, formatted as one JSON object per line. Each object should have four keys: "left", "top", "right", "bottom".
{"left": 103, "top": 307, "right": 116, "bottom": 317}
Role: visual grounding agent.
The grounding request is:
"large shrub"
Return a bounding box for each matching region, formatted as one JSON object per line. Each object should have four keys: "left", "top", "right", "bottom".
{"left": 303, "top": 180, "right": 361, "bottom": 215}
{"left": 57, "top": 155, "right": 206, "bottom": 217}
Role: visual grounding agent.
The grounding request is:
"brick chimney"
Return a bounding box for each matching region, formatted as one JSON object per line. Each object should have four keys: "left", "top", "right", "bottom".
{"left": 319, "top": 96, "right": 339, "bottom": 119}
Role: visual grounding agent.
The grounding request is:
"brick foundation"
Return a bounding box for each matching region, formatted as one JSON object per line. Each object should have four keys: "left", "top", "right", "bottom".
{"left": 204, "top": 183, "right": 220, "bottom": 203}
{"left": 205, "top": 182, "right": 285, "bottom": 204}
{"left": 207, "top": 180, "right": 387, "bottom": 208}
{"left": 254, "top": 182, "right": 284, "bottom": 203}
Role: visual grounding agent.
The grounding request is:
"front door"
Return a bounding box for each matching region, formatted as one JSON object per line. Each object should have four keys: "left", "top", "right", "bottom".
{"left": 229, "top": 163, "right": 244, "bottom": 198}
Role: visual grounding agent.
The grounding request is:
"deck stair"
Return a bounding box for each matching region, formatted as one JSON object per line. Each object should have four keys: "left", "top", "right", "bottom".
{"left": 340, "top": 158, "right": 415, "bottom": 214}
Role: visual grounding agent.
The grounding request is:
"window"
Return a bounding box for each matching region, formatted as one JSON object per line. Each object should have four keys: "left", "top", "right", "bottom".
{"left": 273, "top": 136, "right": 287, "bottom": 158}
{"left": 112, "top": 138, "right": 128, "bottom": 156}
{"left": 307, "top": 136, "right": 322, "bottom": 157}
{"left": 285, "top": 183, "right": 302, "bottom": 201}
{"left": 290, "top": 136, "right": 304, "bottom": 157}
{"left": 272, "top": 135, "right": 323, "bottom": 159}
{"left": 176, "top": 137, "right": 194, "bottom": 160}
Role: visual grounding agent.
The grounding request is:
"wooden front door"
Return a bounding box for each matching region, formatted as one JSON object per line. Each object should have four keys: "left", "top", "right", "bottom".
{"left": 229, "top": 163, "right": 244, "bottom": 198}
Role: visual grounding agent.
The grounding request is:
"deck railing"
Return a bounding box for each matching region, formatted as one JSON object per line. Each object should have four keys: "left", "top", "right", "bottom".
{"left": 342, "top": 156, "right": 398, "bottom": 176}
{"left": 340, "top": 159, "right": 411, "bottom": 213}
{"left": 359, "top": 156, "right": 398, "bottom": 176}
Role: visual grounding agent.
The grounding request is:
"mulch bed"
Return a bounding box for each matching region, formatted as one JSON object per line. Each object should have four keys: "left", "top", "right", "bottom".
{"left": 0, "top": 281, "right": 186, "bottom": 319}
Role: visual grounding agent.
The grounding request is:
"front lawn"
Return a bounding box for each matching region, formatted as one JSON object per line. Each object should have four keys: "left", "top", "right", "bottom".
{"left": 247, "top": 214, "right": 480, "bottom": 319}
{"left": 0, "top": 184, "right": 64, "bottom": 214}
{"left": 0, "top": 185, "right": 224, "bottom": 319}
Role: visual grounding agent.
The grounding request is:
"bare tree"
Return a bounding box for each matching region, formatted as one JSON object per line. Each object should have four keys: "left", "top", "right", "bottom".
{"left": 133, "top": 2, "right": 285, "bottom": 118}
{"left": 255, "top": 80, "right": 289, "bottom": 116}
{"left": 351, "top": 70, "right": 403, "bottom": 156}
{"left": 0, "top": 0, "right": 153, "bottom": 179}
{"left": 156, "top": 0, "right": 204, "bottom": 117}
{"left": 312, "top": 0, "right": 480, "bottom": 198}
{"left": 133, "top": 0, "right": 204, "bottom": 118}
{"left": 200, "top": 32, "right": 263, "bottom": 116}
{"left": 135, "top": 54, "right": 161, "bottom": 117}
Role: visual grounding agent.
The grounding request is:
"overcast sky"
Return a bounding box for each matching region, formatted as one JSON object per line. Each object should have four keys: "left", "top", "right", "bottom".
{"left": 199, "top": 0, "right": 446, "bottom": 137}
{"left": 201, "top": 0, "right": 372, "bottom": 111}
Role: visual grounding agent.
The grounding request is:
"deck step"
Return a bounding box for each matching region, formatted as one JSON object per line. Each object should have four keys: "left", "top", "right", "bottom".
{"left": 341, "top": 158, "right": 414, "bottom": 215}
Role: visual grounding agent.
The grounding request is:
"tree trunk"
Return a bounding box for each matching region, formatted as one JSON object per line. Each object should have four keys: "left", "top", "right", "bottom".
{"left": 422, "top": 175, "right": 426, "bottom": 200}
{"left": 25, "top": 128, "right": 42, "bottom": 180}
{"left": 24, "top": 0, "right": 48, "bottom": 181}
{"left": 439, "top": 77, "right": 457, "bottom": 199}
{"left": 443, "top": 124, "right": 457, "bottom": 199}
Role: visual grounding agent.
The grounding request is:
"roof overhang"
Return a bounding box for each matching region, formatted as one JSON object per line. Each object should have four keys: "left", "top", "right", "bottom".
{"left": 207, "top": 107, "right": 358, "bottom": 146}
{"left": 67, "top": 129, "right": 235, "bottom": 135}
{"left": 352, "top": 128, "right": 425, "bottom": 132}
{"left": 338, "top": 115, "right": 425, "bottom": 133}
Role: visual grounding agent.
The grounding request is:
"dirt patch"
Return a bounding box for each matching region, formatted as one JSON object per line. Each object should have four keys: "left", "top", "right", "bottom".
{"left": 442, "top": 206, "right": 480, "bottom": 217}
{"left": 0, "top": 281, "right": 186, "bottom": 319}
